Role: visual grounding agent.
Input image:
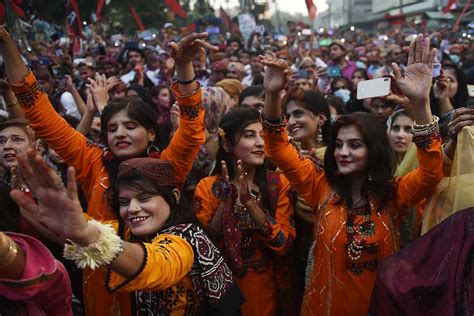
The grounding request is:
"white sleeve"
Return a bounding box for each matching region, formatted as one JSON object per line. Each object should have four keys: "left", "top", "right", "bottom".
{"left": 60, "top": 92, "right": 82, "bottom": 120}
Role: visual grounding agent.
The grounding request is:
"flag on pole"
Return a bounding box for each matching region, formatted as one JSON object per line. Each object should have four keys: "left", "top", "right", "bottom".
{"left": 442, "top": 0, "right": 457, "bottom": 14}
{"left": 452, "top": 0, "right": 470, "bottom": 31}
{"left": 220, "top": 7, "right": 232, "bottom": 32}
{"left": 165, "top": 0, "right": 186, "bottom": 18}
{"left": 65, "top": 0, "right": 83, "bottom": 36}
{"left": 305, "top": 0, "right": 317, "bottom": 20}
{"left": 96, "top": 0, "right": 106, "bottom": 22}
{"left": 128, "top": 2, "right": 145, "bottom": 31}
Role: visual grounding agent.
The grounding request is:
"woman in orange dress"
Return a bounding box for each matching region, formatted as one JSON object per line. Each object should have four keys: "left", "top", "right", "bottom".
{"left": 12, "top": 152, "right": 243, "bottom": 315}
{"left": 259, "top": 34, "right": 444, "bottom": 315}
{"left": 194, "top": 107, "right": 296, "bottom": 315}
{"left": 0, "top": 28, "right": 213, "bottom": 315}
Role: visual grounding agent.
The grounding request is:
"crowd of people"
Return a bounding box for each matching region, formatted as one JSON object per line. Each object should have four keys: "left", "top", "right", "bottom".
{"left": 0, "top": 14, "right": 473, "bottom": 316}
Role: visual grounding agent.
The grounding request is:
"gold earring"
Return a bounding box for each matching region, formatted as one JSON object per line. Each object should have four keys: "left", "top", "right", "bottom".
{"left": 316, "top": 124, "right": 323, "bottom": 144}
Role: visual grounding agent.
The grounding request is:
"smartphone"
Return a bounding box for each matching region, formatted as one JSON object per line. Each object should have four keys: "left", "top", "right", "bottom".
{"left": 357, "top": 77, "right": 391, "bottom": 100}
{"left": 467, "top": 85, "right": 474, "bottom": 98}
{"left": 302, "top": 28, "right": 312, "bottom": 36}
{"left": 327, "top": 66, "right": 341, "bottom": 77}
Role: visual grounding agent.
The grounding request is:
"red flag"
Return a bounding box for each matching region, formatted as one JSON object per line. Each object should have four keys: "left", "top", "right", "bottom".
{"left": 452, "top": 0, "right": 470, "bottom": 31}
{"left": 65, "top": 0, "right": 83, "bottom": 37}
{"left": 96, "top": 0, "right": 106, "bottom": 22}
{"left": 442, "top": 0, "right": 457, "bottom": 14}
{"left": 220, "top": 7, "right": 231, "bottom": 31}
{"left": 305, "top": 0, "right": 317, "bottom": 20}
{"left": 165, "top": 0, "right": 186, "bottom": 18}
{"left": 128, "top": 2, "right": 145, "bottom": 31}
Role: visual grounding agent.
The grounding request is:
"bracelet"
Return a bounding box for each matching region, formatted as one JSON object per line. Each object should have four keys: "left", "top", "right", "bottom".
{"left": 63, "top": 219, "right": 124, "bottom": 270}
{"left": 177, "top": 76, "right": 196, "bottom": 85}
{"left": 411, "top": 124, "right": 440, "bottom": 137}
{"left": 0, "top": 233, "right": 18, "bottom": 270}
{"left": 412, "top": 116, "right": 439, "bottom": 130}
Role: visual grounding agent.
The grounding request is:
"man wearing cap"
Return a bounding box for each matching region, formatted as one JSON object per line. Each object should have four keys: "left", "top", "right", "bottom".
{"left": 327, "top": 40, "right": 357, "bottom": 81}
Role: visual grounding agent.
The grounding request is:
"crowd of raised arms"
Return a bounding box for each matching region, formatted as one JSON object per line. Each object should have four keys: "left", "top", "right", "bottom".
{"left": 0, "top": 17, "right": 473, "bottom": 316}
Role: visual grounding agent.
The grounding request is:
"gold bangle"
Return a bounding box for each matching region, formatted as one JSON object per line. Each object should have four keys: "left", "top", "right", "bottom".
{"left": 0, "top": 233, "right": 18, "bottom": 270}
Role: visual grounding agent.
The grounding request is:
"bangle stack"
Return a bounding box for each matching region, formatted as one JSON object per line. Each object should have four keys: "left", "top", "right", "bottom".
{"left": 411, "top": 115, "right": 440, "bottom": 145}
{"left": 0, "top": 232, "right": 18, "bottom": 270}
{"left": 63, "top": 219, "right": 124, "bottom": 270}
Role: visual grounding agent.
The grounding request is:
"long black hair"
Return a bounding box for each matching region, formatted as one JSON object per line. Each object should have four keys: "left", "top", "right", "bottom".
{"left": 213, "top": 107, "right": 273, "bottom": 214}
{"left": 324, "top": 112, "right": 396, "bottom": 209}
{"left": 430, "top": 64, "right": 469, "bottom": 116}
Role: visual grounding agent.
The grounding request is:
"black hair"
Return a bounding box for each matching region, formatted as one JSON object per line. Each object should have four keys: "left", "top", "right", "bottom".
{"left": 430, "top": 64, "right": 469, "bottom": 116}
{"left": 111, "top": 168, "right": 195, "bottom": 239}
{"left": 330, "top": 76, "right": 352, "bottom": 93}
{"left": 100, "top": 97, "right": 162, "bottom": 204}
{"left": 325, "top": 95, "right": 348, "bottom": 115}
{"left": 213, "top": 107, "right": 273, "bottom": 214}
{"left": 0, "top": 181, "right": 20, "bottom": 232}
{"left": 324, "top": 112, "right": 396, "bottom": 209}
{"left": 282, "top": 87, "right": 332, "bottom": 145}
{"left": 238, "top": 85, "right": 264, "bottom": 106}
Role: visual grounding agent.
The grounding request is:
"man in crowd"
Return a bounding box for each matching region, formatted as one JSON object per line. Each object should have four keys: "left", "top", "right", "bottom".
{"left": 327, "top": 40, "right": 358, "bottom": 81}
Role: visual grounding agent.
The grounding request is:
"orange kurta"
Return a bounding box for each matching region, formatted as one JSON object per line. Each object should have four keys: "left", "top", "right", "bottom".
{"left": 262, "top": 123, "right": 443, "bottom": 316}
{"left": 9, "top": 72, "right": 205, "bottom": 316}
{"left": 107, "top": 232, "right": 198, "bottom": 315}
{"left": 194, "top": 174, "right": 295, "bottom": 316}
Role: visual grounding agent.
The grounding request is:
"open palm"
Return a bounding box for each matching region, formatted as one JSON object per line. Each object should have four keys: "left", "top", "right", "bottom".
{"left": 392, "top": 34, "right": 435, "bottom": 102}
{"left": 10, "top": 150, "right": 88, "bottom": 243}
{"left": 260, "top": 56, "right": 291, "bottom": 94}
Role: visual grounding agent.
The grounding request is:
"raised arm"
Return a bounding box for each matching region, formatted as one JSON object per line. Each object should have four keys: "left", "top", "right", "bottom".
{"left": 10, "top": 149, "right": 193, "bottom": 289}
{"left": 0, "top": 28, "right": 103, "bottom": 192}
{"left": 392, "top": 34, "right": 443, "bottom": 207}
{"left": 161, "top": 33, "right": 218, "bottom": 185}
{"left": 259, "top": 56, "right": 328, "bottom": 209}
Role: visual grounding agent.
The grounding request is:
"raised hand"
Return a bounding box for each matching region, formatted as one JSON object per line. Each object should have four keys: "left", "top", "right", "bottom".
{"left": 447, "top": 107, "right": 474, "bottom": 139}
{"left": 211, "top": 160, "right": 231, "bottom": 203}
{"left": 392, "top": 34, "right": 436, "bottom": 103}
{"left": 86, "top": 73, "right": 109, "bottom": 111}
{"left": 259, "top": 55, "right": 292, "bottom": 94}
{"left": 236, "top": 160, "right": 252, "bottom": 207}
{"left": 10, "top": 149, "right": 95, "bottom": 246}
{"left": 168, "top": 32, "right": 218, "bottom": 65}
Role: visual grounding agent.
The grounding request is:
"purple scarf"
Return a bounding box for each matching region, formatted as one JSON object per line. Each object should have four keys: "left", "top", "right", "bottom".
{"left": 370, "top": 207, "right": 474, "bottom": 315}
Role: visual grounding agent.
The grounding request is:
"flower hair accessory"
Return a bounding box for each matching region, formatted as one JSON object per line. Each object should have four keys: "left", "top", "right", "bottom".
{"left": 63, "top": 219, "right": 124, "bottom": 270}
{"left": 217, "top": 127, "right": 226, "bottom": 140}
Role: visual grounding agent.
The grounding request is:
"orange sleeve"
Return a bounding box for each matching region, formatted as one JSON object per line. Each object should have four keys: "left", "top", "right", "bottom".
{"left": 395, "top": 137, "right": 443, "bottom": 208}
{"left": 161, "top": 82, "right": 206, "bottom": 186}
{"left": 257, "top": 174, "right": 295, "bottom": 255}
{"left": 193, "top": 176, "right": 220, "bottom": 227}
{"left": 108, "top": 234, "right": 194, "bottom": 292}
{"left": 262, "top": 120, "right": 328, "bottom": 210}
{"left": 8, "top": 72, "right": 104, "bottom": 197}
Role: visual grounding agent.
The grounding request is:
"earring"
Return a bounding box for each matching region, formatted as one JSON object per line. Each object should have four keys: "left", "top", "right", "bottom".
{"left": 316, "top": 124, "right": 323, "bottom": 144}
{"left": 147, "top": 144, "right": 161, "bottom": 158}
{"left": 103, "top": 147, "right": 115, "bottom": 161}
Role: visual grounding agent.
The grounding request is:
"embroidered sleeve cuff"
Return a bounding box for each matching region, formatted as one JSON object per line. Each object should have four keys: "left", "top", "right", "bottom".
{"left": 170, "top": 81, "right": 203, "bottom": 120}
{"left": 7, "top": 71, "right": 44, "bottom": 109}
{"left": 261, "top": 113, "right": 287, "bottom": 135}
{"left": 257, "top": 214, "right": 276, "bottom": 238}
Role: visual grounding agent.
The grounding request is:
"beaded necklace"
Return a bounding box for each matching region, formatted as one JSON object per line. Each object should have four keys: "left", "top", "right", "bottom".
{"left": 346, "top": 204, "right": 375, "bottom": 261}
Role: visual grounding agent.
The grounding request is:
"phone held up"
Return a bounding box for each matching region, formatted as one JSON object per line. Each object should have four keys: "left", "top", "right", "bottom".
{"left": 357, "top": 77, "right": 391, "bottom": 100}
